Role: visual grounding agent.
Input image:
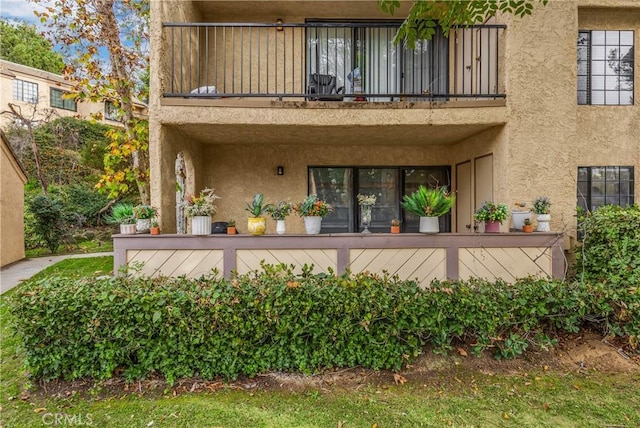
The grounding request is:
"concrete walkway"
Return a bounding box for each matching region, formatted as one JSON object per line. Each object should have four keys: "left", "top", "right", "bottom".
{"left": 0, "top": 252, "right": 113, "bottom": 294}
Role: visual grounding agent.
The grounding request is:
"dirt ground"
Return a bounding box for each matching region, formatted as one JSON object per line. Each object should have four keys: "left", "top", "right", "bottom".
{"left": 27, "top": 331, "right": 638, "bottom": 401}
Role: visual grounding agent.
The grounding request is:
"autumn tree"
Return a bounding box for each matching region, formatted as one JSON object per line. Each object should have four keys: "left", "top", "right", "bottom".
{"left": 0, "top": 19, "right": 65, "bottom": 73}
{"left": 33, "top": 0, "right": 150, "bottom": 204}
{"left": 378, "top": 0, "right": 548, "bottom": 45}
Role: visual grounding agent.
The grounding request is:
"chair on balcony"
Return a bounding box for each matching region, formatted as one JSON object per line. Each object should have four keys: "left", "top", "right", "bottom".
{"left": 307, "top": 74, "right": 344, "bottom": 101}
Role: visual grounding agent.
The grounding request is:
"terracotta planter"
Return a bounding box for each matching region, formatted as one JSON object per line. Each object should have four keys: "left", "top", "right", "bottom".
{"left": 390, "top": 225, "right": 400, "bottom": 234}
{"left": 247, "top": 217, "right": 266, "bottom": 235}
{"left": 150, "top": 226, "right": 160, "bottom": 235}
{"left": 522, "top": 224, "right": 534, "bottom": 233}
{"left": 227, "top": 226, "right": 237, "bottom": 235}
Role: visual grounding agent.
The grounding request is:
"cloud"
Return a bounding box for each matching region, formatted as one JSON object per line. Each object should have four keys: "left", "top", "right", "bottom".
{"left": 0, "top": 0, "right": 48, "bottom": 24}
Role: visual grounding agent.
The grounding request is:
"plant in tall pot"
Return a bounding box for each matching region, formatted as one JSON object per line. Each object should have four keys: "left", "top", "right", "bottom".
{"left": 401, "top": 185, "right": 455, "bottom": 234}
{"left": 473, "top": 201, "right": 509, "bottom": 233}
{"left": 184, "top": 188, "right": 221, "bottom": 235}
{"left": 245, "top": 193, "right": 272, "bottom": 235}
{"left": 293, "top": 194, "right": 333, "bottom": 235}
{"left": 532, "top": 196, "right": 551, "bottom": 232}
{"left": 105, "top": 202, "right": 136, "bottom": 235}
{"left": 266, "top": 200, "right": 292, "bottom": 235}
{"left": 357, "top": 193, "right": 377, "bottom": 234}
{"left": 133, "top": 204, "right": 157, "bottom": 233}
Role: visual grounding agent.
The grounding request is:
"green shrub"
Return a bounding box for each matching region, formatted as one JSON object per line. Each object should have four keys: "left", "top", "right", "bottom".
{"left": 10, "top": 266, "right": 639, "bottom": 384}
{"left": 27, "top": 194, "right": 66, "bottom": 253}
{"left": 576, "top": 204, "right": 640, "bottom": 287}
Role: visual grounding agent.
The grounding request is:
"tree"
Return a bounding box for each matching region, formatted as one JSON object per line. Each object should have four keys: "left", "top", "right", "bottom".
{"left": 32, "top": 0, "right": 150, "bottom": 204}
{"left": 378, "top": 0, "right": 548, "bottom": 46}
{"left": 0, "top": 19, "right": 65, "bottom": 73}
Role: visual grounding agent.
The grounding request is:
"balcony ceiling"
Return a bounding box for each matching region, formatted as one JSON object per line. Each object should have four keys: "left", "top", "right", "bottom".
{"left": 194, "top": 1, "right": 410, "bottom": 21}
{"left": 169, "top": 122, "right": 502, "bottom": 146}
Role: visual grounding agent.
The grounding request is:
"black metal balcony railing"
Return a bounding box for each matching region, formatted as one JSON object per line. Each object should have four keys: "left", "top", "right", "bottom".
{"left": 162, "top": 22, "right": 506, "bottom": 101}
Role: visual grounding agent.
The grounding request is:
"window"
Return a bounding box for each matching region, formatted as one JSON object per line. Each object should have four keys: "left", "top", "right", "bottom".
{"left": 104, "top": 101, "right": 121, "bottom": 121}
{"left": 50, "top": 88, "right": 77, "bottom": 111}
{"left": 306, "top": 23, "right": 448, "bottom": 100}
{"left": 12, "top": 79, "right": 38, "bottom": 103}
{"left": 577, "top": 166, "right": 634, "bottom": 212}
{"left": 578, "top": 30, "right": 634, "bottom": 105}
{"left": 308, "top": 166, "right": 452, "bottom": 233}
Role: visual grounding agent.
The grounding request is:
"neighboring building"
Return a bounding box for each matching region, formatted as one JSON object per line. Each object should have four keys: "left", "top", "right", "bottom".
{"left": 0, "top": 59, "right": 148, "bottom": 129}
{"left": 149, "top": 0, "right": 638, "bottom": 249}
{"left": 0, "top": 130, "right": 27, "bottom": 266}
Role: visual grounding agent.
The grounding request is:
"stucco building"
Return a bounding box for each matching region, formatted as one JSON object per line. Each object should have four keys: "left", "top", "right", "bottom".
{"left": 0, "top": 130, "right": 27, "bottom": 267}
{"left": 149, "top": 0, "right": 638, "bottom": 248}
{"left": 0, "top": 59, "right": 147, "bottom": 129}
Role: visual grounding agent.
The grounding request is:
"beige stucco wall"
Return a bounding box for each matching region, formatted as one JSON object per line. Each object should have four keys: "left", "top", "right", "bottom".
{"left": 0, "top": 136, "right": 27, "bottom": 266}
{"left": 151, "top": 1, "right": 640, "bottom": 241}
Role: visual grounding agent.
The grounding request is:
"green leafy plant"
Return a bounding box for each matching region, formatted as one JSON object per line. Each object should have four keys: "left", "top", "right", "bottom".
{"left": 266, "top": 200, "right": 292, "bottom": 220}
{"left": 104, "top": 202, "right": 135, "bottom": 225}
{"left": 132, "top": 204, "right": 156, "bottom": 219}
{"left": 474, "top": 201, "right": 509, "bottom": 223}
{"left": 293, "top": 195, "right": 333, "bottom": 218}
{"left": 27, "top": 194, "right": 66, "bottom": 253}
{"left": 524, "top": 218, "right": 532, "bottom": 226}
{"left": 533, "top": 196, "right": 551, "bottom": 214}
{"left": 227, "top": 219, "right": 236, "bottom": 227}
{"left": 245, "top": 193, "right": 271, "bottom": 218}
{"left": 402, "top": 185, "right": 455, "bottom": 217}
{"left": 184, "top": 188, "right": 221, "bottom": 217}
{"left": 391, "top": 219, "right": 400, "bottom": 226}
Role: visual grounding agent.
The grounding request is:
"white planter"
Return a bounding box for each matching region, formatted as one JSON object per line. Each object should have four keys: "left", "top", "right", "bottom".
{"left": 304, "top": 216, "right": 322, "bottom": 234}
{"left": 536, "top": 214, "right": 551, "bottom": 232}
{"left": 276, "top": 219, "right": 286, "bottom": 235}
{"left": 136, "top": 218, "right": 151, "bottom": 233}
{"left": 120, "top": 224, "right": 136, "bottom": 235}
{"left": 191, "top": 216, "right": 212, "bottom": 235}
{"left": 419, "top": 216, "right": 439, "bottom": 234}
{"left": 511, "top": 211, "right": 532, "bottom": 230}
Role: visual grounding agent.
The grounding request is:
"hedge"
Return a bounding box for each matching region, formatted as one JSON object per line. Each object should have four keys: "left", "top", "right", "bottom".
{"left": 9, "top": 264, "right": 639, "bottom": 384}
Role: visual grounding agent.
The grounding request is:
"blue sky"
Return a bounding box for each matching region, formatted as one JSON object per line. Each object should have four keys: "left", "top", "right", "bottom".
{"left": 0, "top": 0, "right": 47, "bottom": 24}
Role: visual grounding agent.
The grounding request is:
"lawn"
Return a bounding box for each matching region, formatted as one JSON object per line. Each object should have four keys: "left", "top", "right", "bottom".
{"left": 1, "top": 257, "right": 639, "bottom": 428}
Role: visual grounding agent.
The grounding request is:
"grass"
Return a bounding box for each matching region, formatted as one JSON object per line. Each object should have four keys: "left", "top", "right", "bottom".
{"left": 25, "top": 239, "right": 113, "bottom": 258}
{"left": 1, "top": 257, "right": 639, "bottom": 427}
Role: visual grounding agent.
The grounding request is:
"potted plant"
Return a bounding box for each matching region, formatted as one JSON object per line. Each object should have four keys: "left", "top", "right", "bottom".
{"left": 522, "top": 218, "right": 534, "bottom": 233}
{"left": 245, "top": 193, "right": 272, "bottom": 235}
{"left": 401, "top": 185, "right": 455, "bottom": 233}
{"left": 473, "top": 201, "right": 509, "bottom": 233}
{"left": 511, "top": 201, "right": 532, "bottom": 231}
{"left": 226, "top": 220, "right": 237, "bottom": 235}
{"left": 357, "top": 193, "right": 377, "bottom": 234}
{"left": 266, "top": 200, "right": 292, "bottom": 235}
{"left": 293, "top": 194, "right": 333, "bottom": 235}
{"left": 184, "top": 188, "right": 221, "bottom": 235}
{"left": 105, "top": 202, "right": 136, "bottom": 235}
{"left": 150, "top": 219, "right": 160, "bottom": 235}
{"left": 133, "top": 204, "right": 157, "bottom": 233}
{"left": 532, "top": 196, "right": 551, "bottom": 232}
{"left": 390, "top": 219, "right": 400, "bottom": 234}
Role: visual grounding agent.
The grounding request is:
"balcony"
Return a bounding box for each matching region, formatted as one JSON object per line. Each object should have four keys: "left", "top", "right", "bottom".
{"left": 161, "top": 22, "right": 506, "bottom": 104}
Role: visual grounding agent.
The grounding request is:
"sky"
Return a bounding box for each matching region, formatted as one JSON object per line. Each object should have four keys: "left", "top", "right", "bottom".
{"left": 0, "top": 0, "right": 47, "bottom": 24}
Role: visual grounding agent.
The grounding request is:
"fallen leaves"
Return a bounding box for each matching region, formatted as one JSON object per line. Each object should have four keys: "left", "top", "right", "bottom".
{"left": 393, "top": 374, "right": 407, "bottom": 385}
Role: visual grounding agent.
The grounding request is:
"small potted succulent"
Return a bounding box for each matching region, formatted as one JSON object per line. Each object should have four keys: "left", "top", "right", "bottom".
{"left": 266, "top": 200, "right": 292, "bottom": 235}
{"left": 473, "top": 201, "right": 509, "bottom": 233}
{"left": 522, "top": 217, "right": 534, "bottom": 233}
{"left": 390, "top": 219, "right": 401, "bottom": 234}
{"left": 532, "top": 196, "right": 551, "bottom": 232}
{"left": 245, "top": 193, "right": 272, "bottom": 235}
{"left": 149, "top": 219, "right": 160, "bottom": 235}
{"left": 226, "top": 219, "right": 237, "bottom": 235}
